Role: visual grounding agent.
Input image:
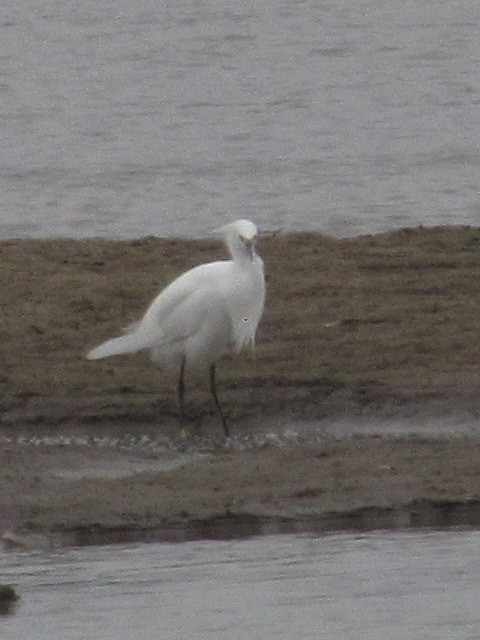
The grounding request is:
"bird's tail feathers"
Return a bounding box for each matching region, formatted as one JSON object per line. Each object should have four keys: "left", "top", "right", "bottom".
{"left": 87, "top": 329, "right": 154, "bottom": 360}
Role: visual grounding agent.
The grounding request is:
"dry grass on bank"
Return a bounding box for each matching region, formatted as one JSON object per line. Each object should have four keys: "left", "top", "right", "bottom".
{"left": 1, "top": 225, "right": 480, "bottom": 426}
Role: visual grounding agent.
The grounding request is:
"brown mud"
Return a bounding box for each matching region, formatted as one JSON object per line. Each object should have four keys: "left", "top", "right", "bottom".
{"left": 2, "top": 225, "right": 480, "bottom": 545}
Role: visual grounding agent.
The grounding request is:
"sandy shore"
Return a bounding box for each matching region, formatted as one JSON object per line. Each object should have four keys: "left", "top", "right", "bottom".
{"left": 2, "top": 225, "right": 480, "bottom": 545}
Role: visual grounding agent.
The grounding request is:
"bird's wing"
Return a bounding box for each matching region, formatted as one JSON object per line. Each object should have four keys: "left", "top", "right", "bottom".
{"left": 139, "top": 261, "right": 230, "bottom": 335}
{"left": 149, "top": 281, "right": 232, "bottom": 348}
{"left": 89, "top": 261, "right": 232, "bottom": 358}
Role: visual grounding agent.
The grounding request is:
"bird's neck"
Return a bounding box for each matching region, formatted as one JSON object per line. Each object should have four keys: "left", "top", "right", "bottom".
{"left": 231, "top": 247, "right": 255, "bottom": 265}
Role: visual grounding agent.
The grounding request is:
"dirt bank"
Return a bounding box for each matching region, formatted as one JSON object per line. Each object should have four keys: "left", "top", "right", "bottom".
{"left": 1, "top": 225, "right": 480, "bottom": 542}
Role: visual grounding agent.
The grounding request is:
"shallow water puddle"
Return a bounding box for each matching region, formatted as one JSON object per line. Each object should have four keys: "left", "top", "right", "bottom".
{"left": 52, "top": 451, "right": 205, "bottom": 481}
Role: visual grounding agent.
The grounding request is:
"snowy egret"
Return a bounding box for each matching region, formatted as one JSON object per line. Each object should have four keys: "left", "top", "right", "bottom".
{"left": 87, "top": 219, "right": 266, "bottom": 437}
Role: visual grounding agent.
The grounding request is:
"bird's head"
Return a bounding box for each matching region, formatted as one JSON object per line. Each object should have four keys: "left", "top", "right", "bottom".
{"left": 214, "top": 219, "right": 258, "bottom": 261}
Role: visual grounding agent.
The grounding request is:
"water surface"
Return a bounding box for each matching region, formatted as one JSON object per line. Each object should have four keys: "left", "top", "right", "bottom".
{"left": 1, "top": 0, "right": 479, "bottom": 239}
{"left": 2, "top": 529, "right": 480, "bottom": 639}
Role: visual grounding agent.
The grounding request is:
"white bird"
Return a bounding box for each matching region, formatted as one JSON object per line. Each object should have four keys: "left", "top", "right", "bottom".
{"left": 87, "top": 219, "right": 266, "bottom": 437}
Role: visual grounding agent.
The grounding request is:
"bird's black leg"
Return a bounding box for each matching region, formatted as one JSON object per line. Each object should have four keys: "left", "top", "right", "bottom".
{"left": 178, "top": 356, "right": 186, "bottom": 427}
{"left": 209, "top": 363, "right": 229, "bottom": 438}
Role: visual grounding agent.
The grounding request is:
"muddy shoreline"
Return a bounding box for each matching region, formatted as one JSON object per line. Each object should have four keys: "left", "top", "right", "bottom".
{"left": 2, "top": 225, "right": 480, "bottom": 545}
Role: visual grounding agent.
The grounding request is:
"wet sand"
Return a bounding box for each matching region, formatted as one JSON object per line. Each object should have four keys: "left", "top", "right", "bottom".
{"left": 2, "top": 226, "right": 480, "bottom": 543}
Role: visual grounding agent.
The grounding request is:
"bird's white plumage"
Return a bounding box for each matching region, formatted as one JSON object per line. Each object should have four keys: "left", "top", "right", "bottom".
{"left": 87, "top": 219, "right": 265, "bottom": 373}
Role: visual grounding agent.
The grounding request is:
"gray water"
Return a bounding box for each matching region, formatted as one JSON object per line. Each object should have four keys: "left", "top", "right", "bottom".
{"left": 2, "top": 529, "right": 480, "bottom": 639}
{"left": 1, "top": 0, "right": 479, "bottom": 240}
